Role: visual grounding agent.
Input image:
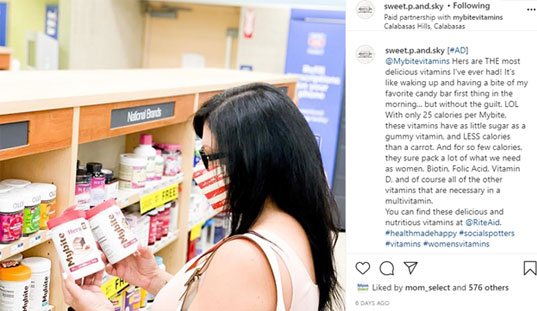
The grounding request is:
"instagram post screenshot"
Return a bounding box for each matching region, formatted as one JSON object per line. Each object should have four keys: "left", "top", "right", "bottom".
{"left": 348, "top": 0, "right": 537, "bottom": 310}
{"left": 0, "top": 0, "right": 534, "bottom": 310}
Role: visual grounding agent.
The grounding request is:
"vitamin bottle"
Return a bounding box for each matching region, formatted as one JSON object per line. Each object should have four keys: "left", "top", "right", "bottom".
{"left": 0, "top": 263, "right": 31, "bottom": 310}
{"left": 0, "top": 192, "right": 24, "bottom": 243}
{"left": 134, "top": 134, "right": 157, "bottom": 182}
{"left": 87, "top": 162, "right": 106, "bottom": 208}
{"left": 86, "top": 199, "right": 139, "bottom": 264}
{"left": 47, "top": 208, "right": 105, "bottom": 280}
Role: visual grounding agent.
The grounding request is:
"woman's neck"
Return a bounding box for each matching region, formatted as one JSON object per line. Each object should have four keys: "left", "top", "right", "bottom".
{"left": 251, "top": 198, "right": 284, "bottom": 230}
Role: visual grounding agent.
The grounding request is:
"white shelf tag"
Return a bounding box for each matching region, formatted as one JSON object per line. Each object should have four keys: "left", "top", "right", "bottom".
{"left": 11, "top": 242, "right": 24, "bottom": 254}
{"left": 30, "top": 235, "right": 42, "bottom": 247}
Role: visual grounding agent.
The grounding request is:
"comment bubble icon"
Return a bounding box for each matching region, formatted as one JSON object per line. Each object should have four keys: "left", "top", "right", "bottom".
{"left": 380, "top": 261, "right": 395, "bottom": 276}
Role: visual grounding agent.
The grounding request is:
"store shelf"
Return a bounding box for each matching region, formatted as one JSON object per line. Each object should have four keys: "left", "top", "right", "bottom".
{"left": 0, "top": 69, "right": 298, "bottom": 115}
{"left": 0, "top": 183, "right": 181, "bottom": 261}
{"left": 150, "top": 229, "right": 179, "bottom": 254}
{"left": 0, "top": 108, "right": 73, "bottom": 161}
{"left": 117, "top": 173, "right": 184, "bottom": 210}
{"left": 0, "top": 230, "right": 51, "bottom": 261}
{"left": 188, "top": 208, "right": 223, "bottom": 231}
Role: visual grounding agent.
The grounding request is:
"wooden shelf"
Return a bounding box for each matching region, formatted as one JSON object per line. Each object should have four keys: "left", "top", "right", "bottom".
{"left": 151, "top": 229, "right": 180, "bottom": 254}
{"left": 0, "top": 69, "right": 298, "bottom": 115}
{"left": 0, "top": 108, "right": 73, "bottom": 161}
{"left": 0, "top": 230, "right": 51, "bottom": 261}
{"left": 117, "top": 173, "right": 185, "bottom": 209}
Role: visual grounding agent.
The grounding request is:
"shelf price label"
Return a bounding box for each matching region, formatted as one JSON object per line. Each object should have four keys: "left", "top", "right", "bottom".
{"left": 190, "top": 223, "right": 203, "bottom": 242}
{"left": 30, "top": 234, "right": 41, "bottom": 247}
{"left": 140, "top": 183, "right": 179, "bottom": 215}
{"left": 101, "top": 276, "right": 129, "bottom": 299}
{"left": 10, "top": 242, "right": 24, "bottom": 254}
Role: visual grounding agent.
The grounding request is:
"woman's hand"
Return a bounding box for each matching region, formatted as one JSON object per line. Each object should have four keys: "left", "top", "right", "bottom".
{"left": 61, "top": 267, "right": 113, "bottom": 311}
{"left": 104, "top": 243, "right": 171, "bottom": 295}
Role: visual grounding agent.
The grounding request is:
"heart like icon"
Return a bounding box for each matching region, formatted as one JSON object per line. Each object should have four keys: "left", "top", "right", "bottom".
{"left": 355, "top": 262, "right": 370, "bottom": 275}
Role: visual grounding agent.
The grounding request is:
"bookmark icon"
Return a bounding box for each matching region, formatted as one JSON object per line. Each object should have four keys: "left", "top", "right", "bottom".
{"left": 523, "top": 261, "right": 537, "bottom": 276}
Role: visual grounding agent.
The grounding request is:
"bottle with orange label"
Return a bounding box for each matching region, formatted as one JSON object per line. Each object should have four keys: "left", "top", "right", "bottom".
{"left": 0, "top": 263, "right": 32, "bottom": 310}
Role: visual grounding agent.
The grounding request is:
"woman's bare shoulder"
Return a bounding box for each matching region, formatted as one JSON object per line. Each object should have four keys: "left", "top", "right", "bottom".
{"left": 187, "top": 238, "right": 277, "bottom": 311}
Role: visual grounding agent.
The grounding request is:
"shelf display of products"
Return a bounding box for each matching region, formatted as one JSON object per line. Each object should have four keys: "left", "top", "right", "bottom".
{"left": 31, "top": 184, "right": 57, "bottom": 230}
{"left": 155, "top": 144, "right": 182, "bottom": 177}
{"left": 103, "top": 169, "right": 119, "bottom": 201}
{"left": 0, "top": 192, "right": 24, "bottom": 244}
{"left": 0, "top": 262, "right": 32, "bottom": 310}
{"left": 0, "top": 68, "right": 296, "bottom": 310}
{"left": 75, "top": 169, "right": 92, "bottom": 211}
{"left": 77, "top": 163, "right": 121, "bottom": 209}
{"left": 119, "top": 154, "right": 148, "bottom": 190}
{"left": 124, "top": 202, "right": 177, "bottom": 249}
{"left": 188, "top": 183, "right": 218, "bottom": 229}
{"left": 22, "top": 257, "right": 52, "bottom": 311}
{"left": 154, "top": 150, "right": 164, "bottom": 181}
{"left": 0, "top": 255, "right": 51, "bottom": 310}
{"left": 84, "top": 136, "right": 183, "bottom": 196}
{"left": 187, "top": 213, "right": 230, "bottom": 261}
{"left": 0, "top": 180, "right": 56, "bottom": 245}
{"left": 124, "top": 206, "right": 150, "bottom": 247}
{"left": 87, "top": 162, "right": 106, "bottom": 208}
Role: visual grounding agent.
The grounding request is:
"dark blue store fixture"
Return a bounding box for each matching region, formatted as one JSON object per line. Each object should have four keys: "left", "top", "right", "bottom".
{"left": 285, "top": 9, "right": 345, "bottom": 229}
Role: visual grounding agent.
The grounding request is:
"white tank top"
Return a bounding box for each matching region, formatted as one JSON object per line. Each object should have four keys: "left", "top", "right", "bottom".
{"left": 152, "top": 230, "right": 319, "bottom": 310}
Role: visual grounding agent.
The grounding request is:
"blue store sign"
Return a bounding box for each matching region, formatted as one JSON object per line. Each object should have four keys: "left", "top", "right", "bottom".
{"left": 45, "top": 5, "right": 59, "bottom": 40}
{"left": 0, "top": 2, "right": 7, "bottom": 46}
{"left": 285, "top": 9, "right": 345, "bottom": 187}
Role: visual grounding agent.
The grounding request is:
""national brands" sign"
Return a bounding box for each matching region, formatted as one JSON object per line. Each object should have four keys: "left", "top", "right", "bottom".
{"left": 110, "top": 102, "right": 175, "bottom": 129}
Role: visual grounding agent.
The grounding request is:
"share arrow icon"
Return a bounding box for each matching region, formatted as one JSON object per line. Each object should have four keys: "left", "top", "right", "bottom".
{"left": 404, "top": 262, "right": 418, "bottom": 275}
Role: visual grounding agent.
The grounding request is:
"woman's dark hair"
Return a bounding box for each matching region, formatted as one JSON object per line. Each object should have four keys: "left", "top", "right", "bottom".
{"left": 193, "top": 82, "right": 341, "bottom": 310}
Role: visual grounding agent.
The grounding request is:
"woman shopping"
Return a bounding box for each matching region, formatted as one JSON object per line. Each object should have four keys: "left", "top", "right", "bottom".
{"left": 61, "top": 83, "right": 342, "bottom": 311}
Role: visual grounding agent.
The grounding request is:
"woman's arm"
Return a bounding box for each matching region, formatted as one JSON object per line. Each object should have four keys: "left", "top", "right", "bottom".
{"left": 145, "top": 266, "right": 173, "bottom": 295}
{"left": 187, "top": 239, "right": 278, "bottom": 311}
